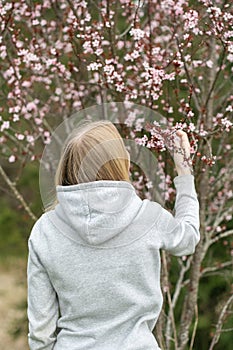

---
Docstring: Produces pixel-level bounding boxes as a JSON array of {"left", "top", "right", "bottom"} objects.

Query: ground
[{"left": 0, "top": 258, "right": 28, "bottom": 350}]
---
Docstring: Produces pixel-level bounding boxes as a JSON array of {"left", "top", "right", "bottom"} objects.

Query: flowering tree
[{"left": 0, "top": 0, "right": 233, "bottom": 348}]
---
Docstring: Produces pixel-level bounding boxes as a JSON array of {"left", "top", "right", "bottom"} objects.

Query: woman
[{"left": 27, "top": 120, "right": 200, "bottom": 350}]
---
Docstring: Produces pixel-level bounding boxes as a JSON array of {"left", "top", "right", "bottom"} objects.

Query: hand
[{"left": 172, "top": 130, "right": 193, "bottom": 176}]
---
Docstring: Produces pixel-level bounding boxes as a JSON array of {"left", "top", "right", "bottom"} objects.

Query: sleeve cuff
[{"left": 173, "top": 174, "right": 196, "bottom": 195}]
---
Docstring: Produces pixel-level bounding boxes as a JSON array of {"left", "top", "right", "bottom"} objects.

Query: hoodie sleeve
[
  {"left": 156, "top": 174, "right": 200, "bottom": 256},
  {"left": 27, "top": 227, "right": 59, "bottom": 350}
]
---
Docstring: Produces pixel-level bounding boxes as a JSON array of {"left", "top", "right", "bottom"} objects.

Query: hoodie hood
[{"left": 46, "top": 180, "right": 156, "bottom": 247}]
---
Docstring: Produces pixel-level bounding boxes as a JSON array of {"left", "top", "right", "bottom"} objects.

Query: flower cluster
[{"left": 0, "top": 0, "right": 232, "bottom": 204}]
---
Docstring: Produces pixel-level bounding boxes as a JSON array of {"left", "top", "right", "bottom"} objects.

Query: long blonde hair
[{"left": 55, "top": 120, "right": 130, "bottom": 187}]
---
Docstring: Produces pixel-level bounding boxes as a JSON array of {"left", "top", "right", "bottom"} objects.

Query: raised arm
[
  {"left": 157, "top": 130, "right": 200, "bottom": 256},
  {"left": 157, "top": 174, "right": 200, "bottom": 256}
]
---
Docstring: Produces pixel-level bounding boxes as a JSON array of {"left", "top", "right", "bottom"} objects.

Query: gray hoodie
[{"left": 27, "top": 174, "right": 200, "bottom": 350}]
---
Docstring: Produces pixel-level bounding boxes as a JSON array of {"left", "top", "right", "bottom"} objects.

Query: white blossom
[{"left": 129, "top": 28, "right": 145, "bottom": 40}]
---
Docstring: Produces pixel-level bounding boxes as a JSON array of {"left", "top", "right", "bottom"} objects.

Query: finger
[
  {"left": 176, "top": 131, "right": 190, "bottom": 147},
  {"left": 176, "top": 130, "right": 188, "bottom": 138}
]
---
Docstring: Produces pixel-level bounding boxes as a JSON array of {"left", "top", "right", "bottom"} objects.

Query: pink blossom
[
  {"left": 8, "top": 155, "right": 16, "bottom": 163},
  {"left": 206, "top": 60, "right": 213, "bottom": 68},
  {"left": 34, "top": 118, "right": 42, "bottom": 125},
  {"left": 135, "top": 135, "right": 148, "bottom": 146},
  {"left": 87, "top": 62, "right": 102, "bottom": 71},
  {"left": 55, "top": 88, "right": 62, "bottom": 95},
  {"left": 183, "top": 10, "right": 200, "bottom": 33},
  {"left": 26, "top": 135, "right": 35, "bottom": 144},
  {"left": 125, "top": 111, "right": 137, "bottom": 127},
  {"left": 135, "top": 118, "right": 145, "bottom": 132},
  {"left": 1, "top": 121, "right": 10, "bottom": 132},
  {"left": 0, "top": 45, "right": 7, "bottom": 59},
  {"left": 16, "top": 134, "right": 25, "bottom": 140},
  {"left": 43, "top": 131, "right": 51, "bottom": 144},
  {"left": 27, "top": 102, "right": 37, "bottom": 112},
  {"left": 129, "top": 28, "right": 146, "bottom": 40},
  {"left": 221, "top": 118, "right": 232, "bottom": 132},
  {"left": 225, "top": 215, "right": 232, "bottom": 221}
]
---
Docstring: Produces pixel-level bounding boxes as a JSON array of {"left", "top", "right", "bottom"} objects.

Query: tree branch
[
  {"left": 166, "top": 257, "right": 192, "bottom": 345},
  {"left": 201, "top": 261, "right": 233, "bottom": 277},
  {"left": 0, "top": 165, "right": 37, "bottom": 222},
  {"left": 162, "top": 251, "right": 178, "bottom": 349},
  {"left": 189, "top": 304, "right": 198, "bottom": 350},
  {"left": 209, "top": 230, "right": 233, "bottom": 246},
  {"left": 209, "top": 294, "right": 233, "bottom": 350}
]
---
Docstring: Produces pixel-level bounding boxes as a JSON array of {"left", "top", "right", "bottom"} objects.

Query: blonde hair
[{"left": 55, "top": 120, "right": 130, "bottom": 187}]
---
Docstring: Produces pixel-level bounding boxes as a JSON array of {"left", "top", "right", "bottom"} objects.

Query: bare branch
[
  {"left": 178, "top": 243, "right": 203, "bottom": 350},
  {"left": 0, "top": 165, "right": 37, "bottom": 222},
  {"left": 209, "top": 230, "right": 233, "bottom": 246},
  {"left": 201, "top": 261, "right": 233, "bottom": 277},
  {"left": 189, "top": 304, "right": 198, "bottom": 350},
  {"left": 166, "top": 257, "right": 192, "bottom": 344},
  {"left": 204, "top": 50, "right": 226, "bottom": 113},
  {"left": 207, "top": 204, "right": 233, "bottom": 238},
  {"left": 209, "top": 294, "right": 233, "bottom": 350},
  {"left": 162, "top": 251, "right": 178, "bottom": 350}
]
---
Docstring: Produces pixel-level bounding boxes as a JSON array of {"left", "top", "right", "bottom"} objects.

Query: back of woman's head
[{"left": 55, "top": 120, "right": 130, "bottom": 186}]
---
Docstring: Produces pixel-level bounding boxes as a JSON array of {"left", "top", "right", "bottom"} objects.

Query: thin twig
[
  {"left": 162, "top": 251, "right": 178, "bottom": 350},
  {"left": 209, "top": 294, "right": 233, "bottom": 350},
  {"left": 166, "top": 257, "right": 192, "bottom": 344},
  {"left": 189, "top": 304, "right": 198, "bottom": 350},
  {"left": 201, "top": 261, "right": 233, "bottom": 277},
  {"left": 209, "top": 230, "right": 233, "bottom": 246},
  {"left": 0, "top": 165, "right": 37, "bottom": 221}
]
